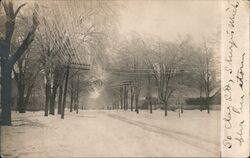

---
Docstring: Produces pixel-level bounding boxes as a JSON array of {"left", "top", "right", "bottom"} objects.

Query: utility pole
[{"left": 61, "top": 56, "right": 90, "bottom": 119}]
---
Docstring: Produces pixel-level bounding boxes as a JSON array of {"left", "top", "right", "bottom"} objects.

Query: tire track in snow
[{"left": 106, "top": 113, "right": 220, "bottom": 157}]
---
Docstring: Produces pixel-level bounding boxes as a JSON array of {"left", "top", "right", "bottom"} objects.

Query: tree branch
[
  {"left": 13, "top": 68, "right": 19, "bottom": 84},
  {"left": 3, "top": 1, "right": 15, "bottom": 45},
  {"left": 9, "top": 6, "right": 39, "bottom": 65},
  {"left": 2, "top": 1, "right": 10, "bottom": 17},
  {"left": 165, "top": 89, "right": 174, "bottom": 103},
  {"left": 9, "top": 31, "right": 35, "bottom": 65},
  {"left": 14, "top": 3, "right": 27, "bottom": 18}
]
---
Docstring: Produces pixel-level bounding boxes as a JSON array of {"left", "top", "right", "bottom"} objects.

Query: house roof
[{"left": 140, "top": 84, "right": 221, "bottom": 99}]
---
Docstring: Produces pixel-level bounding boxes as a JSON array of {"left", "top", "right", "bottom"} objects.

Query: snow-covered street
[{"left": 1, "top": 109, "right": 220, "bottom": 157}]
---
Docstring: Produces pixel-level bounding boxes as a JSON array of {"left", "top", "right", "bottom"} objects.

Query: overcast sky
[{"left": 118, "top": 0, "right": 221, "bottom": 43}]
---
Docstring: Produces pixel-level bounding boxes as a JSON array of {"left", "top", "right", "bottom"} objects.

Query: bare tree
[
  {"left": 115, "top": 37, "right": 145, "bottom": 114},
  {"left": 10, "top": 12, "right": 42, "bottom": 113},
  {"left": 13, "top": 50, "right": 41, "bottom": 113},
  {"left": 180, "top": 35, "right": 220, "bottom": 113},
  {"left": 200, "top": 38, "right": 218, "bottom": 114},
  {"left": 145, "top": 40, "right": 185, "bottom": 116},
  {"left": 0, "top": 1, "right": 39, "bottom": 125},
  {"left": 49, "top": 65, "right": 64, "bottom": 115}
]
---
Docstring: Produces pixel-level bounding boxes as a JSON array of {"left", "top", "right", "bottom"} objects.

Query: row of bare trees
[
  {"left": 109, "top": 33, "right": 220, "bottom": 116},
  {"left": 0, "top": 0, "right": 119, "bottom": 125}
]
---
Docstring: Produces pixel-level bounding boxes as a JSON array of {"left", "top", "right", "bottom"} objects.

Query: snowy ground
[{"left": 1, "top": 109, "right": 220, "bottom": 157}]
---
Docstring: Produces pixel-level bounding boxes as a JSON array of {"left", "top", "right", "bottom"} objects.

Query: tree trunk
[
  {"left": 130, "top": 86, "right": 134, "bottom": 111},
  {"left": 120, "top": 87, "right": 123, "bottom": 109},
  {"left": 124, "top": 85, "right": 128, "bottom": 110},
  {"left": 149, "top": 98, "right": 152, "bottom": 114},
  {"left": 135, "top": 94, "right": 139, "bottom": 114},
  {"left": 61, "top": 65, "right": 70, "bottom": 119},
  {"left": 17, "top": 85, "right": 25, "bottom": 113},
  {"left": 206, "top": 90, "right": 210, "bottom": 114},
  {"left": 75, "top": 89, "right": 78, "bottom": 114},
  {"left": 23, "top": 83, "right": 35, "bottom": 112},
  {"left": 123, "top": 86, "right": 126, "bottom": 110},
  {"left": 181, "top": 103, "right": 183, "bottom": 114},
  {"left": 73, "top": 91, "right": 76, "bottom": 111},
  {"left": 207, "top": 83, "right": 210, "bottom": 114},
  {"left": 45, "top": 82, "right": 51, "bottom": 116},
  {"left": 70, "top": 86, "right": 74, "bottom": 112},
  {"left": 206, "top": 54, "right": 210, "bottom": 114},
  {"left": 199, "top": 85, "right": 202, "bottom": 111},
  {"left": 76, "top": 75, "right": 79, "bottom": 114},
  {"left": 148, "top": 75, "right": 152, "bottom": 114},
  {"left": 57, "top": 85, "right": 63, "bottom": 114},
  {"left": 126, "top": 87, "right": 129, "bottom": 110},
  {"left": 164, "top": 101, "right": 168, "bottom": 116},
  {"left": 1, "top": 60, "right": 12, "bottom": 125},
  {"left": 49, "top": 85, "right": 58, "bottom": 115},
  {"left": 73, "top": 89, "right": 77, "bottom": 113},
  {"left": 49, "top": 70, "right": 60, "bottom": 115},
  {"left": 178, "top": 102, "right": 180, "bottom": 118}
]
